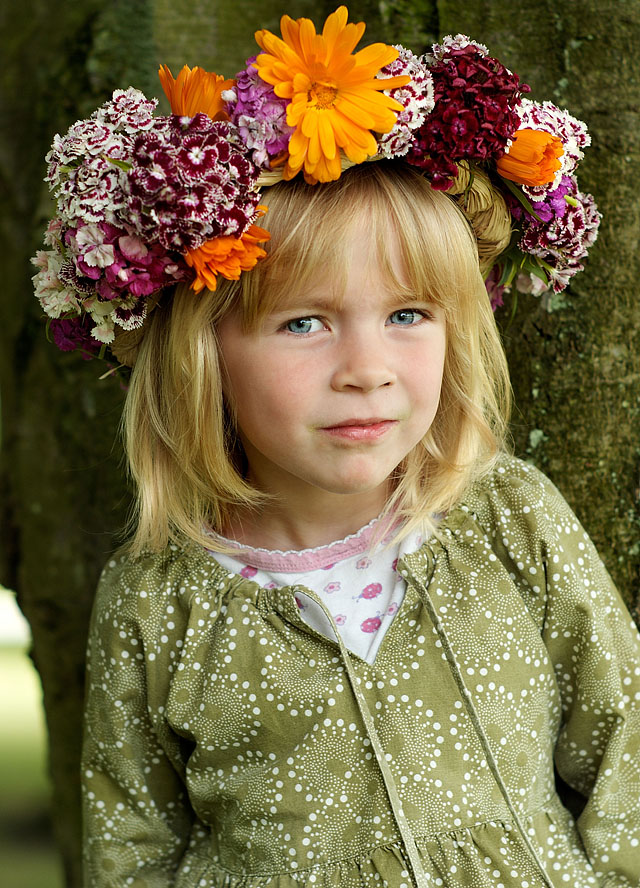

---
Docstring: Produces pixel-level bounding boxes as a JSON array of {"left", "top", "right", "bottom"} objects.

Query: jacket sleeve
[
  {"left": 540, "top": 495, "right": 640, "bottom": 887},
  {"left": 482, "top": 459, "right": 640, "bottom": 886},
  {"left": 82, "top": 551, "right": 196, "bottom": 887}
]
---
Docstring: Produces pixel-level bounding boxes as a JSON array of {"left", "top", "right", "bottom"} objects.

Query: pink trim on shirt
[{"left": 211, "top": 514, "right": 399, "bottom": 572}]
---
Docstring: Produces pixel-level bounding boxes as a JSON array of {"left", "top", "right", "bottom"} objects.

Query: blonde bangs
[
  {"left": 240, "top": 162, "right": 483, "bottom": 326},
  {"left": 123, "top": 161, "right": 511, "bottom": 556}
]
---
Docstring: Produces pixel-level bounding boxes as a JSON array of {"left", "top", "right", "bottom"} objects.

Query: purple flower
[
  {"left": 508, "top": 175, "right": 574, "bottom": 225},
  {"left": 49, "top": 317, "right": 101, "bottom": 358},
  {"left": 224, "top": 57, "right": 294, "bottom": 169},
  {"left": 484, "top": 265, "right": 506, "bottom": 310}
]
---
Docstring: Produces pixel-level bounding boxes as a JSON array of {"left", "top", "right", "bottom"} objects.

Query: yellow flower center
[{"left": 309, "top": 82, "right": 338, "bottom": 109}]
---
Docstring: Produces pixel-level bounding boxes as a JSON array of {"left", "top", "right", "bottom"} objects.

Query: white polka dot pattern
[{"left": 82, "top": 456, "right": 640, "bottom": 887}]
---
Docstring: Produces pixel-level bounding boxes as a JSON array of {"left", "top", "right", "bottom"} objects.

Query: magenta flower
[
  {"left": 64, "top": 219, "right": 188, "bottom": 307},
  {"left": 376, "top": 46, "right": 435, "bottom": 159},
  {"left": 514, "top": 175, "right": 601, "bottom": 293},
  {"left": 484, "top": 265, "right": 506, "bottom": 310}
]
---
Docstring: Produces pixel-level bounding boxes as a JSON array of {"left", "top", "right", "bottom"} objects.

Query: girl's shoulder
[
  {"left": 456, "top": 452, "right": 584, "bottom": 547},
  {"left": 92, "top": 541, "right": 225, "bottom": 626}
]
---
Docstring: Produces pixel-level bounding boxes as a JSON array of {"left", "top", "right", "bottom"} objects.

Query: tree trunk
[
  {"left": 1, "top": 1, "right": 638, "bottom": 884},
  {"left": 434, "top": 0, "right": 640, "bottom": 611}
]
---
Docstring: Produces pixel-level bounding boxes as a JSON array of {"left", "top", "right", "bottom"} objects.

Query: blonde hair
[{"left": 123, "top": 161, "right": 512, "bottom": 555}]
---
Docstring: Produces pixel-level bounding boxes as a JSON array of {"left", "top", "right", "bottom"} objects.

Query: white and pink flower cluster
[
  {"left": 499, "top": 99, "right": 601, "bottom": 298},
  {"left": 34, "top": 89, "right": 260, "bottom": 354},
  {"left": 376, "top": 46, "right": 435, "bottom": 158}
]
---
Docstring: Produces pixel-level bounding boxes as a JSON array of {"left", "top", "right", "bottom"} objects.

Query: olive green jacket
[{"left": 82, "top": 456, "right": 640, "bottom": 887}]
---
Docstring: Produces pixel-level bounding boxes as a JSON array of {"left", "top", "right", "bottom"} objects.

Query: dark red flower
[
  {"left": 126, "top": 114, "right": 260, "bottom": 252},
  {"left": 407, "top": 45, "right": 530, "bottom": 189},
  {"left": 49, "top": 317, "right": 101, "bottom": 358}
]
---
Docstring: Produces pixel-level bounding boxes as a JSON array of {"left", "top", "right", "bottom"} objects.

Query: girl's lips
[{"left": 320, "top": 420, "right": 397, "bottom": 441}]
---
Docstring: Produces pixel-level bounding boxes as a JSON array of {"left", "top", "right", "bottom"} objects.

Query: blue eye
[
  {"left": 284, "top": 317, "right": 324, "bottom": 334},
  {"left": 388, "top": 309, "right": 425, "bottom": 326}
]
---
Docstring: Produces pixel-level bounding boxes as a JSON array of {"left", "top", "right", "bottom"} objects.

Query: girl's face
[{"left": 216, "top": 224, "right": 446, "bottom": 520}]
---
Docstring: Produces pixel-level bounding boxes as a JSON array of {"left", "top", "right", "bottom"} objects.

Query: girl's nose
[{"left": 330, "top": 332, "right": 397, "bottom": 392}]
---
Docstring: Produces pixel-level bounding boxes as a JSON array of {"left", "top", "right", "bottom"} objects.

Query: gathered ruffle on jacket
[{"left": 82, "top": 457, "right": 640, "bottom": 887}]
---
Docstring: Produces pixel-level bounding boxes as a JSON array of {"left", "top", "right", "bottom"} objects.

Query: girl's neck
[{"left": 222, "top": 491, "right": 390, "bottom": 552}]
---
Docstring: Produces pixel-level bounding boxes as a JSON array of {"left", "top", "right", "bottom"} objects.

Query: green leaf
[
  {"left": 500, "top": 176, "right": 543, "bottom": 223},
  {"left": 498, "top": 259, "right": 515, "bottom": 288},
  {"left": 105, "top": 156, "right": 132, "bottom": 172},
  {"left": 529, "top": 264, "right": 549, "bottom": 285}
]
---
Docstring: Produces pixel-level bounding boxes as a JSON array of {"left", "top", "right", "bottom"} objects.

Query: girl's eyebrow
[
  {"left": 269, "top": 289, "right": 428, "bottom": 316},
  {"left": 268, "top": 294, "right": 345, "bottom": 315}
]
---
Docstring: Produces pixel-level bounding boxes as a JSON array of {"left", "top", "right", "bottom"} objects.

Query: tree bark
[
  {"left": 1, "top": 1, "right": 638, "bottom": 884},
  {"left": 434, "top": 0, "right": 640, "bottom": 612}
]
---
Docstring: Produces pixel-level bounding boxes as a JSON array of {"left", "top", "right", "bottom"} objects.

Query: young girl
[{"left": 34, "top": 8, "right": 639, "bottom": 887}]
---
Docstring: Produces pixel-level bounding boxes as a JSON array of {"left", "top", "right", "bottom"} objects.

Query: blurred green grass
[{"left": 0, "top": 642, "right": 64, "bottom": 887}]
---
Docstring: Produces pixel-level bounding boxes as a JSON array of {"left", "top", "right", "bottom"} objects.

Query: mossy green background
[{"left": 1, "top": 1, "right": 638, "bottom": 884}]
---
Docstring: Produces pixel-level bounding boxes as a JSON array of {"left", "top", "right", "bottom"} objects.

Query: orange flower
[
  {"left": 254, "top": 6, "right": 409, "bottom": 183},
  {"left": 497, "top": 128, "right": 564, "bottom": 187},
  {"left": 158, "top": 64, "right": 233, "bottom": 120},
  {"left": 184, "top": 220, "right": 271, "bottom": 293}
]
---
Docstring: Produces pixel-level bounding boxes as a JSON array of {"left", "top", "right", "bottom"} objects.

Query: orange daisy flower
[
  {"left": 497, "top": 128, "right": 564, "bottom": 187},
  {"left": 254, "top": 6, "right": 410, "bottom": 182},
  {"left": 158, "top": 63, "right": 234, "bottom": 120},
  {"left": 184, "top": 220, "right": 271, "bottom": 293}
]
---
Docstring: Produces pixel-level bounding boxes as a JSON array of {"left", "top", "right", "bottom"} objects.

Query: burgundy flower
[
  {"left": 126, "top": 114, "right": 260, "bottom": 251},
  {"left": 49, "top": 317, "right": 101, "bottom": 358},
  {"left": 407, "top": 44, "right": 530, "bottom": 189}
]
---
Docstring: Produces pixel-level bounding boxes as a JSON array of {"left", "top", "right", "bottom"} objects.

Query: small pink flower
[
  {"left": 335, "top": 614, "right": 347, "bottom": 626},
  {"left": 240, "top": 565, "right": 258, "bottom": 578},
  {"left": 386, "top": 602, "right": 399, "bottom": 616},
  {"left": 264, "top": 581, "right": 277, "bottom": 590},
  {"left": 361, "top": 616, "right": 382, "bottom": 633},
  {"left": 324, "top": 582, "right": 341, "bottom": 594},
  {"left": 356, "top": 557, "right": 372, "bottom": 570},
  {"left": 360, "top": 582, "right": 383, "bottom": 600}
]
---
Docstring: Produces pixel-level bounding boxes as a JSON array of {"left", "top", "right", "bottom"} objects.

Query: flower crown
[{"left": 33, "top": 5, "right": 600, "bottom": 370}]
